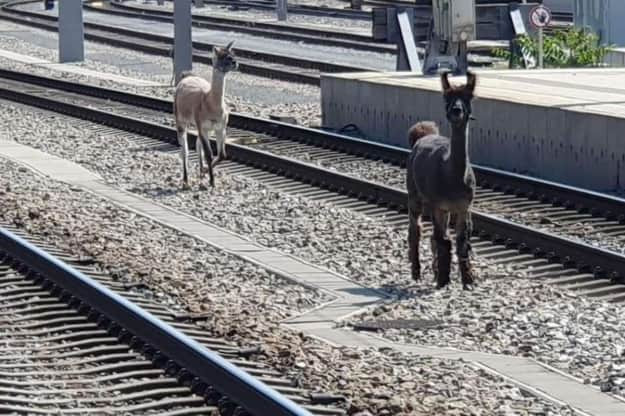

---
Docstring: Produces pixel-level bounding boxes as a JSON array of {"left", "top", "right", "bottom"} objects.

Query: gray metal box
[
  {"left": 574, "top": 0, "right": 625, "bottom": 46},
  {"left": 432, "top": 0, "right": 476, "bottom": 42}
]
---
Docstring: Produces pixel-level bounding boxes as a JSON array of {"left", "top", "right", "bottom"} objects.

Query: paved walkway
[{"left": 2, "top": 139, "right": 625, "bottom": 415}]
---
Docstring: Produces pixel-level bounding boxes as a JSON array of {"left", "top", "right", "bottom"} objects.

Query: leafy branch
[{"left": 493, "top": 27, "right": 612, "bottom": 68}]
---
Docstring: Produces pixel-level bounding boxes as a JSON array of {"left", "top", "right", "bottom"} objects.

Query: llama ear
[
  {"left": 466, "top": 71, "right": 477, "bottom": 93},
  {"left": 225, "top": 41, "right": 235, "bottom": 50},
  {"left": 440, "top": 72, "right": 451, "bottom": 92}
]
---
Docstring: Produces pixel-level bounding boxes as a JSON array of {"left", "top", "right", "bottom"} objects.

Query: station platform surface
[{"left": 321, "top": 68, "right": 625, "bottom": 192}]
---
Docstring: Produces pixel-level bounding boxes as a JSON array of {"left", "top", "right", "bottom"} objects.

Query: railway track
[
  {"left": 88, "top": 0, "right": 393, "bottom": 54},
  {"left": 1, "top": 69, "right": 625, "bottom": 303},
  {"left": 93, "top": 1, "right": 503, "bottom": 61},
  {"left": 1, "top": 0, "right": 500, "bottom": 85},
  {"left": 145, "top": 0, "right": 373, "bottom": 19},
  {"left": 1, "top": 0, "right": 381, "bottom": 86},
  {"left": 0, "top": 224, "right": 345, "bottom": 415}
]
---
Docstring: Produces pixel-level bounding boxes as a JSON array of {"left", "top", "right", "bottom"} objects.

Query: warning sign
[{"left": 529, "top": 5, "right": 552, "bottom": 28}]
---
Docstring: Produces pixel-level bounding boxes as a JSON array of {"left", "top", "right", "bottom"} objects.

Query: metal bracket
[
  {"left": 396, "top": 10, "right": 422, "bottom": 72},
  {"left": 509, "top": 3, "right": 535, "bottom": 69}
]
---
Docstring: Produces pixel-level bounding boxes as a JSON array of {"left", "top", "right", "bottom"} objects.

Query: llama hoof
[
  {"left": 411, "top": 266, "right": 421, "bottom": 281},
  {"left": 463, "top": 283, "right": 475, "bottom": 291},
  {"left": 182, "top": 182, "right": 191, "bottom": 191},
  {"left": 435, "top": 280, "right": 450, "bottom": 290},
  {"left": 198, "top": 183, "right": 209, "bottom": 191},
  {"left": 211, "top": 157, "right": 223, "bottom": 168}
]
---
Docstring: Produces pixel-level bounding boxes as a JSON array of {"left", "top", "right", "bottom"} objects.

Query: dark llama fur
[{"left": 406, "top": 72, "right": 477, "bottom": 290}]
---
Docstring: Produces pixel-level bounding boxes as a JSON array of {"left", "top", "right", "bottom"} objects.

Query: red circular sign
[{"left": 529, "top": 5, "right": 552, "bottom": 28}]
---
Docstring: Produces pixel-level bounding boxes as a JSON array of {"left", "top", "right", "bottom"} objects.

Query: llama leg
[
  {"left": 407, "top": 198, "right": 422, "bottom": 282},
  {"left": 196, "top": 136, "right": 204, "bottom": 178},
  {"left": 432, "top": 208, "right": 451, "bottom": 289},
  {"left": 199, "top": 134, "right": 215, "bottom": 187},
  {"left": 430, "top": 234, "right": 438, "bottom": 282},
  {"left": 425, "top": 206, "right": 438, "bottom": 281},
  {"left": 213, "top": 127, "right": 227, "bottom": 167},
  {"left": 456, "top": 212, "right": 476, "bottom": 290},
  {"left": 176, "top": 126, "right": 190, "bottom": 189}
]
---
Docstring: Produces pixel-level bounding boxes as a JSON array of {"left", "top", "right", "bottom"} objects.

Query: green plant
[{"left": 492, "top": 27, "right": 612, "bottom": 68}]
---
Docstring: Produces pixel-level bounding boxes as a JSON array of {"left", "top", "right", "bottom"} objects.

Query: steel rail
[
  {"left": 1, "top": 66, "right": 623, "bottom": 226},
  {"left": 4, "top": 0, "right": 376, "bottom": 73},
  {"left": 156, "top": 0, "right": 372, "bottom": 19},
  {"left": 2, "top": 66, "right": 623, "bottom": 225},
  {"left": 1, "top": 77, "right": 625, "bottom": 285},
  {"left": 0, "top": 227, "right": 313, "bottom": 416},
  {"left": 0, "top": 1, "right": 375, "bottom": 85},
  {"left": 87, "top": 1, "right": 393, "bottom": 54}
]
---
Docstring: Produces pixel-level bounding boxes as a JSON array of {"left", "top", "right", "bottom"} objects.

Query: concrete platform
[
  {"left": 606, "top": 48, "right": 625, "bottom": 66},
  {"left": 321, "top": 68, "right": 625, "bottom": 192}
]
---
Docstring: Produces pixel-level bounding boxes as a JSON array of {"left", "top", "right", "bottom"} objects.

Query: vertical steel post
[
  {"left": 396, "top": 10, "right": 421, "bottom": 72},
  {"left": 174, "top": 0, "right": 193, "bottom": 84},
  {"left": 277, "top": 0, "right": 287, "bottom": 21},
  {"left": 58, "top": 0, "right": 84, "bottom": 63},
  {"left": 538, "top": 27, "right": 544, "bottom": 68}
]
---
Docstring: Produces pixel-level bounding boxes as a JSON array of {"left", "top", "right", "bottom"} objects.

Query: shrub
[{"left": 493, "top": 27, "right": 612, "bottom": 68}]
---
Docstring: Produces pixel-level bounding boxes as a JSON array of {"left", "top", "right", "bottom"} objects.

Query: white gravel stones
[
  {"left": 0, "top": 152, "right": 574, "bottom": 415},
  {"left": 0, "top": 158, "right": 327, "bottom": 323},
  {"left": 250, "top": 137, "right": 625, "bottom": 256},
  {"left": 0, "top": 23, "right": 322, "bottom": 125},
  {"left": 141, "top": 0, "right": 373, "bottom": 32},
  {"left": 353, "top": 276, "right": 625, "bottom": 398},
  {"left": 2, "top": 97, "right": 624, "bottom": 407}
]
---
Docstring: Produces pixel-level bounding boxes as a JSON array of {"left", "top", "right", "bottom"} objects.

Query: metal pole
[
  {"left": 277, "top": 0, "right": 287, "bottom": 21},
  {"left": 538, "top": 27, "right": 544, "bottom": 68},
  {"left": 174, "top": 0, "right": 193, "bottom": 84},
  {"left": 58, "top": 0, "right": 84, "bottom": 63}
]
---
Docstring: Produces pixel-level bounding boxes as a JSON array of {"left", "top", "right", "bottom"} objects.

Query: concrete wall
[
  {"left": 321, "top": 74, "right": 625, "bottom": 192},
  {"left": 605, "top": 49, "right": 625, "bottom": 66}
]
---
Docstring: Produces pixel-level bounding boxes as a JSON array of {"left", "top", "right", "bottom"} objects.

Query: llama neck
[
  {"left": 450, "top": 123, "right": 470, "bottom": 177},
  {"left": 209, "top": 69, "right": 226, "bottom": 105}
]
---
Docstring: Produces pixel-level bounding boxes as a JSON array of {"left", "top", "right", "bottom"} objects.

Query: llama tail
[
  {"left": 408, "top": 121, "right": 439, "bottom": 148},
  {"left": 179, "top": 71, "right": 195, "bottom": 81}
]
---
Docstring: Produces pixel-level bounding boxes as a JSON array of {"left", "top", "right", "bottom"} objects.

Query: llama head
[
  {"left": 440, "top": 71, "right": 476, "bottom": 126},
  {"left": 213, "top": 41, "right": 238, "bottom": 73}
]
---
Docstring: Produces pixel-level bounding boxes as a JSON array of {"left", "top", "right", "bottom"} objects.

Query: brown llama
[
  {"left": 406, "top": 72, "right": 477, "bottom": 290},
  {"left": 173, "top": 41, "right": 237, "bottom": 189}
]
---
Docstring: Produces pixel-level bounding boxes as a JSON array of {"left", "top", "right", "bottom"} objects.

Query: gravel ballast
[
  {"left": 20, "top": 1, "right": 394, "bottom": 71},
  {"left": 2, "top": 97, "right": 625, "bottom": 402},
  {"left": 0, "top": 22, "right": 322, "bottom": 126},
  {"left": 130, "top": 0, "right": 373, "bottom": 32},
  {"left": 248, "top": 138, "right": 625, "bottom": 256},
  {"left": 0, "top": 157, "right": 576, "bottom": 415}
]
